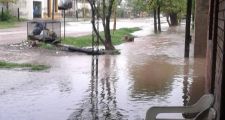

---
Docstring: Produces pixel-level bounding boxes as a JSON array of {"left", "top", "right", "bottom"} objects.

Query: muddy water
[{"left": 0, "top": 26, "right": 205, "bottom": 120}]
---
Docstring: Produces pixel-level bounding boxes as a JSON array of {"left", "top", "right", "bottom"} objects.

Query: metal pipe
[
  {"left": 64, "top": 9, "right": 66, "bottom": 40},
  {"left": 185, "top": 0, "right": 192, "bottom": 58},
  {"left": 18, "top": 8, "right": 20, "bottom": 21}
]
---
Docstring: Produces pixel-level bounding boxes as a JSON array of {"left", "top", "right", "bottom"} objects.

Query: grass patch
[
  {"left": 62, "top": 27, "right": 141, "bottom": 48},
  {"left": 0, "top": 21, "right": 17, "bottom": 29},
  {"left": 0, "top": 60, "right": 50, "bottom": 71},
  {"left": 39, "top": 43, "right": 55, "bottom": 50},
  {"left": 0, "top": 17, "right": 25, "bottom": 29}
]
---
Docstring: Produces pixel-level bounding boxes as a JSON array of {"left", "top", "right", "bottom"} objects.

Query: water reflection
[
  {"left": 183, "top": 59, "right": 190, "bottom": 107},
  {"left": 67, "top": 55, "right": 122, "bottom": 120},
  {"left": 58, "top": 78, "right": 73, "bottom": 93},
  {"left": 182, "top": 58, "right": 206, "bottom": 118},
  {"left": 0, "top": 26, "right": 207, "bottom": 120},
  {"left": 188, "top": 58, "right": 205, "bottom": 104},
  {"left": 129, "top": 57, "right": 178, "bottom": 101}
]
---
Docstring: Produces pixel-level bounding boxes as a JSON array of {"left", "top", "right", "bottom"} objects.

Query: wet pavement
[{"left": 0, "top": 22, "right": 206, "bottom": 120}]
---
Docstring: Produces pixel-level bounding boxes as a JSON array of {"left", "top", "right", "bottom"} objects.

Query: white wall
[{"left": 5, "top": 0, "right": 46, "bottom": 20}]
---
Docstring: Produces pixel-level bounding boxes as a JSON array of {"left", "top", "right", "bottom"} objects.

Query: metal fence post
[
  {"left": 185, "top": 0, "right": 192, "bottom": 58},
  {"left": 1, "top": 7, "right": 3, "bottom": 21},
  {"left": 18, "top": 8, "right": 20, "bottom": 21}
]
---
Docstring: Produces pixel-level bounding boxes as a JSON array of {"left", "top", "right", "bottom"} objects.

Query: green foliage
[
  {"left": 62, "top": 27, "right": 140, "bottom": 48},
  {"left": 0, "top": 10, "right": 19, "bottom": 29},
  {"left": 0, "top": 10, "right": 14, "bottom": 21},
  {"left": 0, "top": 0, "right": 16, "bottom": 3},
  {"left": 127, "top": 0, "right": 148, "bottom": 13},
  {"left": 40, "top": 43, "right": 55, "bottom": 50},
  {"left": 0, "top": 21, "right": 16, "bottom": 29},
  {"left": 0, "top": 60, "right": 50, "bottom": 71},
  {"left": 148, "top": 0, "right": 186, "bottom": 15}
]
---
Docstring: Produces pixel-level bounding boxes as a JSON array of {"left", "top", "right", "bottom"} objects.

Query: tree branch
[{"left": 88, "top": 0, "right": 105, "bottom": 45}]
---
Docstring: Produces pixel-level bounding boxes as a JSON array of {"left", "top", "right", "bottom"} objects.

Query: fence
[{"left": 0, "top": 7, "right": 21, "bottom": 21}]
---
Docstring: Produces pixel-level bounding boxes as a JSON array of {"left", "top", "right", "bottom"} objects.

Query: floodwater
[{"left": 0, "top": 25, "right": 205, "bottom": 120}]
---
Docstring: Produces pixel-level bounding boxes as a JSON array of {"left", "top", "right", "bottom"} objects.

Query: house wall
[
  {"left": 0, "top": 0, "right": 32, "bottom": 19},
  {"left": 0, "top": 0, "right": 60, "bottom": 20},
  {"left": 206, "top": 0, "right": 225, "bottom": 119}
]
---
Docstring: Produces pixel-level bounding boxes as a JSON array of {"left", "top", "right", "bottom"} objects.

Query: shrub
[{"left": 0, "top": 10, "right": 13, "bottom": 21}]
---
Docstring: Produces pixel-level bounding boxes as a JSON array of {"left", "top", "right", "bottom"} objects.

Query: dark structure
[
  {"left": 27, "top": 20, "right": 61, "bottom": 43},
  {"left": 58, "top": 0, "right": 73, "bottom": 40},
  {"left": 58, "top": 0, "right": 72, "bottom": 10},
  {"left": 206, "top": 0, "right": 225, "bottom": 119},
  {"left": 185, "top": 0, "right": 192, "bottom": 58},
  {"left": 194, "top": 0, "right": 209, "bottom": 58}
]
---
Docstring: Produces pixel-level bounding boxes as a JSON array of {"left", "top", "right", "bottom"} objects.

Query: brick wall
[{"left": 207, "top": 0, "right": 225, "bottom": 119}]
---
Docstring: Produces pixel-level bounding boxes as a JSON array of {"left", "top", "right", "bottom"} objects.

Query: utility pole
[{"left": 185, "top": 0, "right": 192, "bottom": 58}]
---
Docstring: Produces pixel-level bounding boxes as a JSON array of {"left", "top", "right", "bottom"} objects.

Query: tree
[
  {"left": 88, "top": 0, "right": 115, "bottom": 50},
  {"left": 148, "top": 0, "right": 186, "bottom": 26},
  {"left": 153, "top": 8, "right": 157, "bottom": 33},
  {"left": 157, "top": 0, "right": 161, "bottom": 32},
  {"left": 0, "top": 0, "right": 16, "bottom": 10},
  {"left": 127, "top": 0, "right": 147, "bottom": 17},
  {"left": 113, "top": 0, "right": 122, "bottom": 32}
]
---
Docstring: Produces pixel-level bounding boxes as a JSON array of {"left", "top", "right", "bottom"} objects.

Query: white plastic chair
[{"left": 145, "top": 94, "right": 216, "bottom": 120}]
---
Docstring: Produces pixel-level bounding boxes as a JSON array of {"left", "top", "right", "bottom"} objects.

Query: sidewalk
[
  {"left": 0, "top": 22, "right": 27, "bottom": 45},
  {"left": 0, "top": 18, "right": 163, "bottom": 45}
]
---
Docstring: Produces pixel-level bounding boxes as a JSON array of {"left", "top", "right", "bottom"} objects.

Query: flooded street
[{"left": 0, "top": 25, "right": 205, "bottom": 120}]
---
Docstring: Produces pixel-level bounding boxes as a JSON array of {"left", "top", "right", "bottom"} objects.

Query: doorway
[{"left": 33, "top": 1, "right": 42, "bottom": 18}]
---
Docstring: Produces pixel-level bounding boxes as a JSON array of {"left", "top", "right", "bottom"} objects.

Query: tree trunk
[
  {"left": 166, "top": 14, "right": 171, "bottom": 26},
  {"left": 157, "top": 5, "right": 161, "bottom": 32},
  {"left": 88, "top": 0, "right": 115, "bottom": 50},
  {"left": 113, "top": 2, "right": 117, "bottom": 32},
  {"left": 104, "top": 0, "right": 115, "bottom": 50},
  {"left": 105, "top": 17, "right": 115, "bottom": 50},
  {"left": 169, "top": 13, "right": 179, "bottom": 26},
  {"left": 113, "top": 10, "right": 117, "bottom": 32},
  {"left": 153, "top": 8, "right": 158, "bottom": 33},
  {"left": 82, "top": 0, "right": 85, "bottom": 19}
]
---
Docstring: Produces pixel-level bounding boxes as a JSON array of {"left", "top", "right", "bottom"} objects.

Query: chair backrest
[
  {"left": 191, "top": 94, "right": 214, "bottom": 113},
  {"left": 145, "top": 94, "right": 215, "bottom": 120}
]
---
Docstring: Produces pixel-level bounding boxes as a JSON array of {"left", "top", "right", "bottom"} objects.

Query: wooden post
[
  {"left": 52, "top": 0, "right": 55, "bottom": 20},
  {"left": 1, "top": 7, "right": 3, "bottom": 21},
  {"left": 48, "top": 0, "right": 52, "bottom": 18},
  {"left": 17, "top": 8, "right": 20, "bottom": 21},
  {"left": 185, "top": 0, "right": 192, "bottom": 58},
  {"left": 6, "top": 2, "right": 9, "bottom": 10},
  {"left": 55, "top": 0, "right": 58, "bottom": 12}
]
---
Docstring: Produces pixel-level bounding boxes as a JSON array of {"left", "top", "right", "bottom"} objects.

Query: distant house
[
  {"left": 0, "top": 0, "right": 61, "bottom": 20},
  {"left": 0, "top": 0, "right": 92, "bottom": 20},
  {"left": 65, "top": 0, "right": 91, "bottom": 18}
]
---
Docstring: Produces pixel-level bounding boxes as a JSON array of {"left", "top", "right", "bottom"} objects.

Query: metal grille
[{"left": 27, "top": 20, "right": 61, "bottom": 42}]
